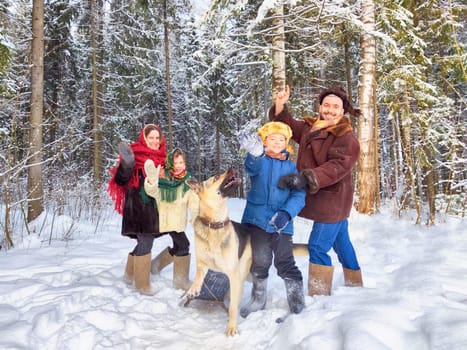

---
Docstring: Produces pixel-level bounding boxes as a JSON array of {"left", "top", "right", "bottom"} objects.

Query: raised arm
[
  {"left": 143, "top": 160, "right": 161, "bottom": 199},
  {"left": 274, "top": 85, "right": 290, "bottom": 116}
]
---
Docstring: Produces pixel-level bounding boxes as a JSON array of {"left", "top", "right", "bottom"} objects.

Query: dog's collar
[{"left": 199, "top": 217, "right": 231, "bottom": 229}]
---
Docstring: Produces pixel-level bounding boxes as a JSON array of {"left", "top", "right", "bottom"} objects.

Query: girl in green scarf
[{"left": 144, "top": 148, "right": 199, "bottom": 290}]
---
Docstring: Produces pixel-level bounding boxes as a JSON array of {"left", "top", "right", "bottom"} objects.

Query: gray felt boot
[
  {"left": 284, "top": 278, "right": 305, "bottom": 314},
  {"left": 240, "top": 276, "right": 267, "bottom": 318}
]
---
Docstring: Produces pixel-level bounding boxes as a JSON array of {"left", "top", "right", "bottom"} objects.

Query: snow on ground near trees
[{"left": 1, "top": 198, "right": 467, "bottom": 350}]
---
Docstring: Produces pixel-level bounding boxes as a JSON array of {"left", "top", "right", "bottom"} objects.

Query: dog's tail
[{"left": 292, "top": 243, "right": 308, "bottom": 257}]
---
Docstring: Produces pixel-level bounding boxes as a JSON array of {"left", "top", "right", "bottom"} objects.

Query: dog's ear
[{"left": 186, "top": 179, "right": 202, "bottom": 194}]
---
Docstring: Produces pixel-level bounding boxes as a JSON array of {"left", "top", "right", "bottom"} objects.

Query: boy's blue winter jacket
[{"left": 241, "top": 152, "right": 305, "bottom": 235}]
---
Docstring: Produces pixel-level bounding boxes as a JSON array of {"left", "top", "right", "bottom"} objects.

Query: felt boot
[
  {"left": 240, "top": 276, "right": 267, "bottom": 318},
  {"left": 284, "top": 278, "right": 305, "bottom": 314},
  {"left": 173, "top": 254, "right": 191, "bottom": 290},
  {"left": 343, "top": 268, "right": 363, "bottom": 287},
  {"left": 123, "top": 253, "right": 134, "bottom": 285},
  {"left": 134, "top": 253, "right": 156, "bottom": 295},
  {"left": 308, "top": 263, "right": 334, "bottom": 296},
  {"left": 151, "top": 247, "right": 174, "bottom": 275}
]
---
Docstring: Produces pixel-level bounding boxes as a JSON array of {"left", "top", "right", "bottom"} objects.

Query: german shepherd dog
[
  {"left": 185, "top": 168, "right": 309, "bottom": 336},
  {"left": 185, "top": 168, "right": 251, "bottom": 336}
]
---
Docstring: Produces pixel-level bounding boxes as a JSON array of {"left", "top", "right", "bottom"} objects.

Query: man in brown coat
[{"left": 270, "top": 85, "right": 363, "bottom": 296}]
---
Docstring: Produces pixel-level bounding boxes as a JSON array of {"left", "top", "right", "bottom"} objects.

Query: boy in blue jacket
[{"left": 239, "top": 121, "right": 306, "bottom": 317}]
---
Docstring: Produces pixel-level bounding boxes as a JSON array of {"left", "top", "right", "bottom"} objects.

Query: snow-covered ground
[{"left": 1, "top": 198, "right": 466, "bottom": 349}]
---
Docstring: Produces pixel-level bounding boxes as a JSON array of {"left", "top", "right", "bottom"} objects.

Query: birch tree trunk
[
  {"left": 90, "top": 0, "right": 104, "bottom": 193},
  {"left": 28, "top": 0, "right": 44, "bottom": 222},
  {"left": 271, "top": 5, "right": 286, "bottom": 94},
  {"left": 356, "top": 0, "right": 378, "bottom": 214},
  {"left": 163, "top": 0, "right": 173, "bottom": 150}
]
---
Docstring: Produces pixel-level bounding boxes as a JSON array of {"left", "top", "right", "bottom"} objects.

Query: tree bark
[
  {"left": 28, "top": 0, "right": 45, "bottom": 223},
  {"left": 164, "top": 0, "right": 173, "bottom": 150},
  {"left": 423, "top": 145, "right": 436, "bottom": 225},
  {"left": 343, "top": 26, "right": 353, "bottom": 103},
  {"left": 356, "top": 0, "right": 378, "bottom": 215},
  {"left": 271, "top": 5, "right": 286, "bottom": 94},
  {"left": 90, "top": 0, "right": 104, "bottom": 194},
  {"left": 400, "top": 89, "right": 420, "bottom": 222}
]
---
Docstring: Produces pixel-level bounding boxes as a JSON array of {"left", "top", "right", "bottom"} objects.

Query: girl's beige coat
[{"left": 144, "top": 179, "right": 199, "bottom": 233}]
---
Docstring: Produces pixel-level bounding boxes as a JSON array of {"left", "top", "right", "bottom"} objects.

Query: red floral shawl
[{"left": 107, "top": 126, "right": 167, "bottom": 214}]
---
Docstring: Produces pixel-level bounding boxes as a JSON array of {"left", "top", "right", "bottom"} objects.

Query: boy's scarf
[
  {"left": 265, "top": 150, "right": 288, "bottom": 160},
  {"left": 107, "top": 128, "right": 167, "bottom": 214}
]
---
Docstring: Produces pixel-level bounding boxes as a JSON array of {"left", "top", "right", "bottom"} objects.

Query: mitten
[
  {"left": 269, "top": 210, "right": 291, "bottom": 233},
  {"left": 144, "top": 160, "right": 161, "bottom": 185},
  {"left": 278, "top": 170, "right": 319, "bottom": 194},
  {"left": 301, "top": 169, "right": 319, "bottom": 194},
  {"left": 118, "top": 142, "right": 135, "bottom": 168},
  {"left": 278, "top": 173, "right": 307, "bottom": 190},
  {"left": 239, "top": 132, "right": 264, "bottom": 157}
]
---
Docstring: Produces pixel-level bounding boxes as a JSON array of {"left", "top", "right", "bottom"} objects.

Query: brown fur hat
[{"left": 319, "top": 86, "right": 361, "bottom": 117}]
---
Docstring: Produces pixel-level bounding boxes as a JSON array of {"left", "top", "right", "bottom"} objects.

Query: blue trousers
[{"left": 307, "top": 219, "right": 360, "bottom": 270}]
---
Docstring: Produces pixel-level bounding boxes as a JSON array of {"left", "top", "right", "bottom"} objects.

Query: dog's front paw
[
  {"left": 225, "top": 322, "right": 238, "bottom": 337},
  {"left": 180, "top": 283, "right": 202, "bottom": 307},
  {"left": 186, "top": 284, "right": 201, "bottom": 299}
]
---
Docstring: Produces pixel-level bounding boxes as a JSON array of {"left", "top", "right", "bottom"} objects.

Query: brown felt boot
[
  {"left": 173, "top": 254, "right": 191, "bottom": 290},
  {"left": 123, "top": 253, "right": 134, "bottom": 285},
  {"left": 134, "top": 253, "right": 156, "bottom": 295},
  {"left": 151, "top": 247, "right": 174, "bottom": 275},
  {"left": 343, "top": 268, "right": 363, "bottom": 287},
  {"left": 308, "top": 263, "right": 334, "bottom": 296}
]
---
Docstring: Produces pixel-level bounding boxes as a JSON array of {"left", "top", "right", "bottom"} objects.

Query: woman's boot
[
  {"left": 173, "top": 254, "right": 191, "bottom": 290},
  {"left": 151, "top": 247, "right": 174, "bottom": 274},
  {"left": 134, "top": 253, "right": 156, "bottom": 295},
  {"left": 123, "top": 253, "right": 134, "bottom": 285},
  {"left": 240, "top": 276, "right": 267, "bottom": 318},
  {"left": 308, "top": 263, "right": 334, "bottom": 296}
]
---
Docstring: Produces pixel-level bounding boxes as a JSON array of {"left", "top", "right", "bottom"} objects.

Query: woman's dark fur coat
[{"left": 115, "top": 165, "right": 159, "bottom": 239}]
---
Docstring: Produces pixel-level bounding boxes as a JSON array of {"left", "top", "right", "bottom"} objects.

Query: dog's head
[{"left": 187, "top": 168, "right": 241, "bottom": 200}]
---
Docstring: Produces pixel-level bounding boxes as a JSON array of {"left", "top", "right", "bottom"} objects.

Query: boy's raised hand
[{"left": 239, "top": 132, "right": 264, "bottom": 157}]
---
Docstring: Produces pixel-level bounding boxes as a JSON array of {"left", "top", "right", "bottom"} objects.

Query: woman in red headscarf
[{"left": 107, "top": 124, "right": 166, "bottom": 295}]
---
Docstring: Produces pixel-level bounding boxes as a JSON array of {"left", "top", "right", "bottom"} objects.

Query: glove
[
  {"left": 301, "top": 169, "right": 319, "bottom": 194},
  {"left": 239, "top": 132, "right": 264, "bottom": 157},
  {"left": 269, "top": 210, "right": 291, "bottom": 233},
  {"left": 144, "top": 160, "right": 161, "bottom": 185},
  {"left": 278, "top": 173, "right": 307, "bottom": 190},
  {"left": 278, "top": 170, "right": 319, "bottom": 194}
]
